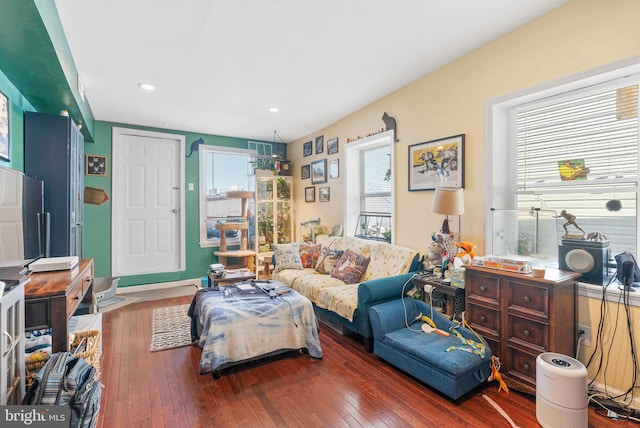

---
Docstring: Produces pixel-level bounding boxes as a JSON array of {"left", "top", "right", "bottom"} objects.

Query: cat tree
[{"left": 214, "top": 190, "right": 256, "bottom": 271}]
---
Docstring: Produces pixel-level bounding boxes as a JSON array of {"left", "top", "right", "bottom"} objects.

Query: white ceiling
[{"left": 54, "top": 0, "right": 567, "bottom": 143}]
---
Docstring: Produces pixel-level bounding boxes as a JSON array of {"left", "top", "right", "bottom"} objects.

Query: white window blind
[
  {"left": 510, "top": 77, "right": 639, "bottom": 257},
  {"left": 362, "top": 145, "right": 392, "bottom": 213}
]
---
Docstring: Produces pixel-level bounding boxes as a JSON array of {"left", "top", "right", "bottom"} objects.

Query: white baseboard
[
  {"left": 588, "top": 379, "right": 640, "bottom": 411},
  {"left": 116, "top": 278, "right": 200, "bottom": 295}
]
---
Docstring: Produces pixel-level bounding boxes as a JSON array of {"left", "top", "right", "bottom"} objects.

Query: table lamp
[{"left": 431, "top": 187, "right": 464, "bottom": 235}]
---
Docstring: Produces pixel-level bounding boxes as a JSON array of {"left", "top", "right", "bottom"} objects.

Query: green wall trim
[{"left": 0, "top": 0, "right": 95, "bottom": 142}]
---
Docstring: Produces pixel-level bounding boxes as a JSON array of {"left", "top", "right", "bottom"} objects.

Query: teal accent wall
[
  {"left": 86, "top": 121, "right": 285, "bottom": 287},
  {"left": 0, "top": 68, "right": 36, "bottom": 171}
]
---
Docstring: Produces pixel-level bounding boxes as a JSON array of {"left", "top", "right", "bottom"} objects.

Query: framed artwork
[
  {"left": 305, "top": 186, "right": 315, "bottom": 202},
  {"left": 311, "top": 159, "right": 327, "bottom": 184},
  {"left": 303, "top": 141, "right": 313, "bottom": 157},
  {"left": 315, "top": 135, "right": 324, "bottom": 154},
  {"left": 329, "top": 159, "right": 339, "bottom": 179},
  {"left": 0, "top": 91, "right": 9, "bottom": 161},
  {"left": 327, "top": 137, "right": 338, "bottom": 155},
  {"left": 319, "top": 186, "right": 330, "bottom": 202},
  {"left": 408, "top": 134, "right": 464, "bottom": 191},
  {"left": 86, "top": 155, "right": 108, "bottom": 176},
  {"left": 301, "top": 164, "right": 310, "bottom": 179}
]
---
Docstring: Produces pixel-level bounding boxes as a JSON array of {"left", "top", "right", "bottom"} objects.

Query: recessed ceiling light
[
  {"left": 269, "top": 107, "right": 279, "bottom": 113},
  {"left": 138, "top": 82, "right": 155, "bottom": 91}
]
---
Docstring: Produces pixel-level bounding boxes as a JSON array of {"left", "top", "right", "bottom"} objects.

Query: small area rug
[{"left": 150, "top": 304, "right": 194, "bottom": 352}]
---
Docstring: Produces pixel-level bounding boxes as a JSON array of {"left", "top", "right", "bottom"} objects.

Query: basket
[{"left": 25, "top": 330, "right": 101, "bottom": 388}]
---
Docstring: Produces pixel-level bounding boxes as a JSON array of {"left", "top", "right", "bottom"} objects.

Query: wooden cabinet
[
  {"left": 24, "top": 111, "right": 85, "bottom": 257},
  {"left": 0, "top": 281, "right": 25, "bottom": 405},
  {"left": 465, "top": 265, "right": 580, "bottom": 393},
  {"left": 24, "top": 259, "right": 95, "bottom": 353}
]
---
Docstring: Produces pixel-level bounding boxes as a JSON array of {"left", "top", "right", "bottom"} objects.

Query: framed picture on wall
[
  {"left": 315, "top": 135, "right": 324, "bottom": 154},
  {"left": 329, "top": 159, "right": 339, "bottom": 179},
  {"left": 327, "top": 137, "right": 338, "bottom": 155},
  {"left": 86, "top": 155, "right": 108, "bottom": 176},
  {"left": 0, "top": 91, "right": 10, "bottom": 162},
  {"left": 303, "top": 141, "right": 313, "bottom": 157},
  {"left": 305, "top": 186, "right": 315, "bottom": 202},
  {"left": 311, "top": 159, "right": 327, "bottom": 184},
  {"left": 301, "top": 164, "right": 310, "bottom": 179},
  {"left": 408, "top": 134, "right": 464, "bottom": 191},
  {"left": 319, "top": 187, "right": 330, "bottom": 202}
]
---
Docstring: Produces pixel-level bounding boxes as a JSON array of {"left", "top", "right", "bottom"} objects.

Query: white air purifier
[{"left": 536, "top": 352, "right": 588, "bottom": 428}]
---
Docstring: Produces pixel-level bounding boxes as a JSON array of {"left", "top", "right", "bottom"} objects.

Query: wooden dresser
[
  {"left": 24, "top": 258, "right": 95, "bottom": 353},
  {"left": 465, "top": 265, "right": 580, "bottom": 394}
]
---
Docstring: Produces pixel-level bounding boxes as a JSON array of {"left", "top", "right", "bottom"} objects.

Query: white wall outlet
[
  {"left": 578, "top": 324, "right": 592, "bottom": 347},
  {"left": 188, "top": 182, "right": 194, "bottom": 191}
]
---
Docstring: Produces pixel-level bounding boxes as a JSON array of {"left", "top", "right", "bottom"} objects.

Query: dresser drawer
[
  {"left": 506, "top": 346, "right": 538, "bottom": 386},
  {"left": 466, "top": 303, "right": 500, "bottom": 340},
  {"left": 508, "top": 316, "right": 548, "bottom": 350},
  {"left": 66, "top": 278, "right": 84, "bottom": 318},
  {"left": 507, "top": 280, "right": 549, "bottom": 319},
  {"left": 466, "top": 273, "right": 500, "bottom": 306}
]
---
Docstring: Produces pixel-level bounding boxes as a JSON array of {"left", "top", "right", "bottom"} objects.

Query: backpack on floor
[{"left": 22, "top": 352, "right": 102, "bottom": 428}]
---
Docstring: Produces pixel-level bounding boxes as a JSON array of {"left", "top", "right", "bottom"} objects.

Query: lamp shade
[{"left": 432, "top": 187, "right": 464, "bottom": 216}]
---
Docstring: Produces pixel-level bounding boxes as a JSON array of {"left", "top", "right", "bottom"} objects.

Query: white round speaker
[{"left": 564, "top": 249, "right": 595, "bottom": 273}]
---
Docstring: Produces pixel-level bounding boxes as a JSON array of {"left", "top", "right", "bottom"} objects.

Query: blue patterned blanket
[{"left": 189, "top": 286, "right": 323, "bottom": 374}]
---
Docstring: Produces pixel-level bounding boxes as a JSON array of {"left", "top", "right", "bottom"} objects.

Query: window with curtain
[
  {"left": 508, "top": 76, "right": 639, "bottom": 258},
  {"left": 199, "top": 146, "right": 256, "bottom": 247}
]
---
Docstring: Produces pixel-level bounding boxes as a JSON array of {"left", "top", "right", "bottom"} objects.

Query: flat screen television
[{"left": 0, "top": 165, "right": 47, "bottom": 267}]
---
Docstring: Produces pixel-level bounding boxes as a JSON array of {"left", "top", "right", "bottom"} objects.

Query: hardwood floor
[{"left": 97, "top": 294, "right": 630, "bottom": 427}]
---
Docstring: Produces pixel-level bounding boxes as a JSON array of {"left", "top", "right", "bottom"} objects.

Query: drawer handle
[
  {"left": 523, "top": 295, "right": 530, "bottom": 303},
  {"left": 523, "top": 363, "right": 530, "bottom": 371},
  {"left": 480, "top": 285, "right": 486, "bottom": 292},
  {"left": 523, "top": 329, "right": 530, "bottom": 337},
  {"left": 480, "top": 315, "right": 486, "bottom": 322}
]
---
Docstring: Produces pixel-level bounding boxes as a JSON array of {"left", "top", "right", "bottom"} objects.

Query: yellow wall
[{"left": 288, "top": 0, "right": 640, "bottom": 396}]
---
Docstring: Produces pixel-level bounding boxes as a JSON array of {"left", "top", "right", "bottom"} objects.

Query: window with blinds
[
  {"left": 362, "top": 145, "right": 392, "bottom": 213},
  {"left": 509, "top": 77, "right": 639, "bottom": 257}
]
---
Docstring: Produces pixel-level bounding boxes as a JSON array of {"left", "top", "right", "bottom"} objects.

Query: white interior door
[{"left": 112, "top": 128, "right": 185, "bottom": 276}]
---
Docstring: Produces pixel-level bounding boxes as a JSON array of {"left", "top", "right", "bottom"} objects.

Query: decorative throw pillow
[
  {"left": 330, "top": 249, "right": 370, "bottom": 284},
  {"left": 324, "top": 250, "right": 344, "bottom": 275},
  {"left": 299, "top": 243, "right": 321, "bottom": 268},
  {"left": 273, "top": 243, "right": 303, "bottom": 273},
  {"left": 315, "top": 247, "right": 339, "bottom": 273}
]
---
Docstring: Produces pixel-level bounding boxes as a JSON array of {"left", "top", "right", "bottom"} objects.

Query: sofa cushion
[
  {"left": 362, "top": 243, "right": 419, "bottom": 281},
  {"left": 299, "top": 243, "right": 321, "bottom": 268},
  {"left": 291, "top": 274, "right": 347, "bottom": 303},
  {"left": 331, "top": 249, "right": 370, "bottom": 284},
  {"left": 382, "top": 328, "right": 487, "bottom": 377},
  {"left": 325, "top": 236, "right": 372, "bottom": 258},
  {"left": 273, "top": 243, "right": 303, "bottom": 273},
  {"left": 317, "top": 284, "right": 359, "bottom": 322},
  {"left": 274, "top": 268, "right": 318, "bottom": 289}
]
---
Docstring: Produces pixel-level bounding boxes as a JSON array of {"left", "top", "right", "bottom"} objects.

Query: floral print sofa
[{"left": 273, "top": 235, "right": 422, "bottom": 352}]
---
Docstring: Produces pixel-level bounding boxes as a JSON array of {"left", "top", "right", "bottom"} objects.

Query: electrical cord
[{"left": 584, "top": 267, "right": 640, "bottom": 418}]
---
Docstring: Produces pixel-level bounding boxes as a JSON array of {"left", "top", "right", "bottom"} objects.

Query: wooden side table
[
  {"left": 411, "top": 275, "right": 465, "bottom": 320},
  {"left": 208, "top": 270, "right": 256, "bottom": 289}
]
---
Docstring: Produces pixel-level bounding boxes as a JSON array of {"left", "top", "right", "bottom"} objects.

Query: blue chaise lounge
[{"left": 369, "top": 297, "right": 493, "bottom": 400}]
